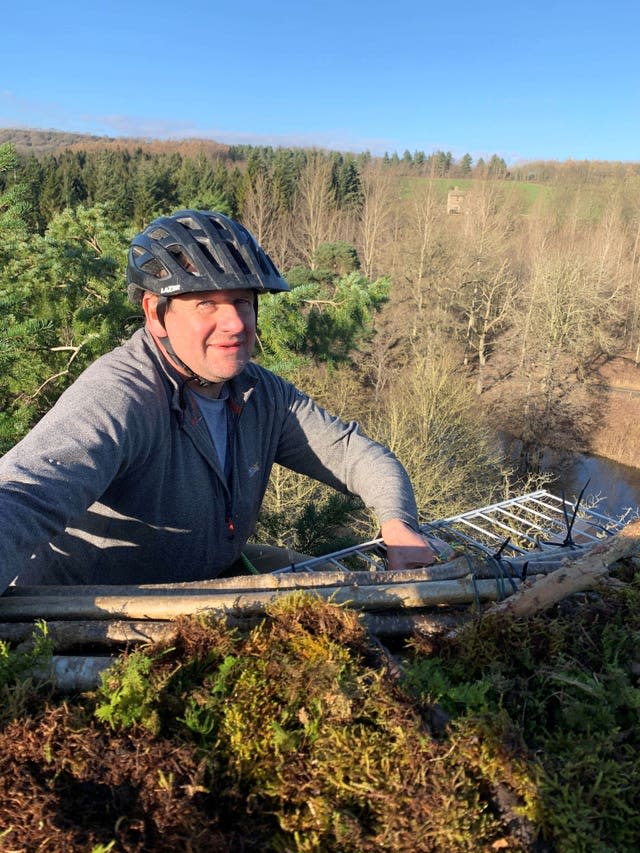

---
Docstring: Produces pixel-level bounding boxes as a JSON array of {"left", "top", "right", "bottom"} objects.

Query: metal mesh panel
[{"left": 278, "top": 490, "right": 625, "bottom": 574}]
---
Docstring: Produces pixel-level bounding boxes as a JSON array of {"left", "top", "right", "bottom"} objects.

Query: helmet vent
[
  {"left": 167, "top": 245, "right": 199, "bottom": 274},
  {"left": 196, "top": 242, "right": 224, "bottom": 273},
  {"left": 226, "top": 242, "right": 251, "bottom": 275},
  {"left": 148, "top": 227, "right": 170, "bottom": 240},
  {"left": 256, "top": 250, "right": 272, "bottom": 276},
  {"left": 208, "top": 217, "right": 227, "bottom": 233},
  {"left": 176, "top": 215, "right": 199, "bottom": 232},
  {"left": 140, "top": 258, "right": 168, "bottom": 278}
]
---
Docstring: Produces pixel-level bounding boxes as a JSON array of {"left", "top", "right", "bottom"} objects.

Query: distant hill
[
  {"left": 0, "top": 128, "right": 104, "bottom": 155},
  {"left": 0, "top": 128, "right": 231, "bottom": 159}
]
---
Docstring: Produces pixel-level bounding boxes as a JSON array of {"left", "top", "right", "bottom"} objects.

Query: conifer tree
[
  {"left": 256, "top": 245, "right": 388, "bottom": 374},
  {"left": 0, "top": 203, "right": 132, "bottom": 451}
]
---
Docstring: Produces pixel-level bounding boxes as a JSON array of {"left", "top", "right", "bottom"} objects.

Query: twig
[{"left": 485, "top": 518, "right": 640, "bottom": 619}]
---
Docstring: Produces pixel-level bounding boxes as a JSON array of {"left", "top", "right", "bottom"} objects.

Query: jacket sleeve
[
  {"left": 275, "top": 383, "right": 419, "bottom": 529},
  {"left": 0, "top": 360, "right": 157, "bottom": 593}
]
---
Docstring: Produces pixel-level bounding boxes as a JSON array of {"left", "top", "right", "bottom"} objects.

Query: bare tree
[
  {"left": 403, "top": 172, "right": 444, "bottom": 329},
  {"left": 448, "top": 182, "right": 522, "bottom": 391},
  {"left": 241, "top": 169, "right": 275, "bottom": 248},
  {"left": 293, "top": 153, "right": 339, "bottom": 267},
  {"left": 358, "top": 162, "right": 396, "bottom": 280},
  {"left": 367, "top": 342, "right": 506, "bottom": 519},
  {"left": 265, "top": 208, "right": 297, "bottom": 273},
  {"left": 461, "top": 259, "right": 518, "bottom": 394},
  {"left": 241, "top": 172, "right": 298, "bottom": 272},
  {"left": 626, "top": 216, "right": 640, "bottom": 364}
]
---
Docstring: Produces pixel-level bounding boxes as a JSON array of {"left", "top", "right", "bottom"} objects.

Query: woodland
[
  {"left": 2, "top": 132, "right": 640, "bottom": 539},
  {"left": 1, "top": 132, "right": 640, "bottom": 851}
]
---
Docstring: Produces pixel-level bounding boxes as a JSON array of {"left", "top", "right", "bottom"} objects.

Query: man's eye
[{"left": 196, "top": 301, "right": 217, "bottom": 312}]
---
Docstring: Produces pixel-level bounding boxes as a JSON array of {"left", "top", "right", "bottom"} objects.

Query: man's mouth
[{"left": 210, "top": 339, "right": 244, "bottom": 349}]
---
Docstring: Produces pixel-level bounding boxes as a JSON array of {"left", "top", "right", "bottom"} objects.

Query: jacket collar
[{"left": 141, "top": 327, "right": 257, "bottom": 414}]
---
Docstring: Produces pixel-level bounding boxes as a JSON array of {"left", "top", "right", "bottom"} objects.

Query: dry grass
[{"left": 591, "top": 355, "right": 640, "bottom": 466}]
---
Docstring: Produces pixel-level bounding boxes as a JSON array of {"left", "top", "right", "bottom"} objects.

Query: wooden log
[
  {"left": 0, "top": 620, "right": 181, "bottom": 650},
  {"left": 3, "top": 559, "right": 474, "bottom": 597},
  {"left": 0, "top": 576, "right": 524, "bottom": 622},
  {"left": 1, "top": 550, "right": 586, "bottom": 605},
  {"left": 0, "top": 609, "right": 468, "bottom": 652},
  {"left": 2, "top": 613, "right": 277, "bottom": 650},
  {"left": 486, "top": 518, "right": 640, "bottom": 618},
  {"left": 31, "top": 655, "right": 115, "bottom": 692},
  {"left": 360, "top": 609, "right": 468, "bottom": 638},
  {"left": 24, "top": 610, "right": 471, "bottom": 692}
]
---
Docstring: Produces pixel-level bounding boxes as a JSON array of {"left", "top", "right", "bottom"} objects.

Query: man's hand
[{"left": 380, "top": 519, "right": 442, "bottom": 571}]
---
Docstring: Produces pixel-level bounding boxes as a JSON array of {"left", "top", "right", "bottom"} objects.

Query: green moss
[
  {"left": 0, "top": 620, "right": 53, "bottom": 686},
  {"left": 404, "top": 574, "right": 640, "bottom": 851},
  {"left": 94, "top": 647, "right": 164, "bottom": 733},
  {"left": 0, "top": 620, "right": 54, "bottom": 724},
  {"left": 72, "top": 579, "right": 640, "bottom": 849},
  {"left": 88, "top": 595, "right": 541, "bottom": 850}
]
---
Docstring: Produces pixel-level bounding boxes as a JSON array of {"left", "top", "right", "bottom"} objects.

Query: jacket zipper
[{"left": 223, "top": 395, "right": 245, "bottom": 541}]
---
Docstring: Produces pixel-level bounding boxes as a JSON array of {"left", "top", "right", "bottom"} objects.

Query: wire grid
[
  {"left": 282, "top": 490, "right": 625, "bottom": 574},
  {"left": 425, "top": 490, "right": 624, "bottom": 557}
]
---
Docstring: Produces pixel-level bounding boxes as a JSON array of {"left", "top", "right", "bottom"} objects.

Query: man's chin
[{"left": 203, "top": 359, "right": 249, "bottom": 383}]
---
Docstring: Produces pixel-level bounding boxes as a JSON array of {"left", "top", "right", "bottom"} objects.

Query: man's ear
[{"left": 142, "top": 292, "right": 166, "bottom": 336}]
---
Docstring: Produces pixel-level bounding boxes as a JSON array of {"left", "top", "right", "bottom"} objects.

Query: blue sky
[{"left": 2, "top": 0, "right": 639, "bottom": 165}]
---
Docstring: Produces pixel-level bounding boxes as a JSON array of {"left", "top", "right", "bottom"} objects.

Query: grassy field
[{"left": 397, "top": 175, "right": 551, "bottom": 209}]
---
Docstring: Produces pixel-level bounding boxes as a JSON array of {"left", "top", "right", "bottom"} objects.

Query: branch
[
  {"left": 22, "top": 344, "right": 84, "bottom": 401},
  {"left": 50, "top": 346, "right": 83, "bottom": 356},
  {"left": 302, "top": 298, "right": 341, "bottom": 308},
  {"left": 486, "top": 518, "right": 640, "bottom": 618},
  {"left": 83, "top": 285, "right": 108, "bottom": 303}
]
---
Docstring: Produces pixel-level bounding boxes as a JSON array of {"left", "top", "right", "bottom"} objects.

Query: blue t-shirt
[{"left": 189, "top": 387, "right": 229, "bottom": 471}]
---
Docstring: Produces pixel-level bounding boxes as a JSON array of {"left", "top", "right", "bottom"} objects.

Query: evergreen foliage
[
  {"left": 255, "top": 490, "right": 363, "bottom": 557},
  {"left": 256, "top": 249, "right": 388, "bottom": 375},
  {"left": 0, "top": 201, "right": 133, "bottom": 451},
  {"left": 0, "top": 143, "right": 31, "bottom": 237}
]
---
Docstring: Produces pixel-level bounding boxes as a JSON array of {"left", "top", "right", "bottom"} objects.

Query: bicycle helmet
[{"left": 127, "top": 209, "right": 289, "bottom": 302}]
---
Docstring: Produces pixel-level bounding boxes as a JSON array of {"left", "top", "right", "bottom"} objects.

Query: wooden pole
[
  {"left": 3, "top": 561, "right": 474, "bottom": 598},
  {"left": 2, "top": 552, "right": 581, "bottom": 605},
  {"left": 0, "top": 576, "right": 526, "bottom": 622},
  {"left": 0, "top": 620, "right": 181, "bottom": 650},
  {"left": 0, "top": 609, "right": 468, "bottom": 651},
  {"left": 30, "top": 655, "right": 115, "bottom": 692}
]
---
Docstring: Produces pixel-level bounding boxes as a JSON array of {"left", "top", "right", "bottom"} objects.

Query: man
[{"left": 0, "top": 210, "right": 437, "bottom": 593}]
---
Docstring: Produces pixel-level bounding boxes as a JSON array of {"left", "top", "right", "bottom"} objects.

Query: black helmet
[{"left": 127, "top": 209, "right": 289, "bottom": 302}]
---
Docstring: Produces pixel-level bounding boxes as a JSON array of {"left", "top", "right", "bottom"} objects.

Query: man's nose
[{"left": 218, "top": 304, "right": 248, "bottom": 332}]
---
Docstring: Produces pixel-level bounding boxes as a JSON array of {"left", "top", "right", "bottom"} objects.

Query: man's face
[{"left": 146, "top": 288, "right": 257, "bottom": 392}]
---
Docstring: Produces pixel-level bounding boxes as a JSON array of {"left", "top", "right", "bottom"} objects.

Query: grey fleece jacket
[{"left": 0, "top": 328, "right": 418, "bottom": 591}]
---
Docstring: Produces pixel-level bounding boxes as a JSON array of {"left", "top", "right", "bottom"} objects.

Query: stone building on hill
[{"left": 447, "top": 186, "right": 466, "bottom": 214}]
